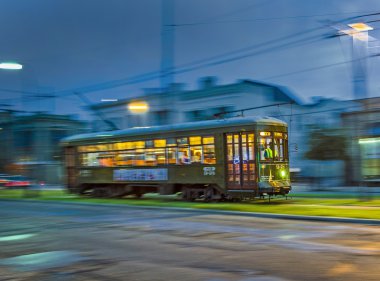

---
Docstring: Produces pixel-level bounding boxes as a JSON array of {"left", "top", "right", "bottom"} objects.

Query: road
[{"left": 1, "top": 200, "right": 380, "bottom": 281}]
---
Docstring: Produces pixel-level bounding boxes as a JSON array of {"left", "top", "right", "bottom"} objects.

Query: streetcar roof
[{"left": 62, "top": 116, "right": 287, "bottom": 144}]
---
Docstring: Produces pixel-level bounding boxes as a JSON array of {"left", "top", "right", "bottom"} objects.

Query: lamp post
[
  {"left": 0, "top": 61, "right": 22, "bottom": 175},
  {"left": 340, "top": 22, "right": 373, "bottom": 100},
  {"left": 341, "top": 22, "right": 374, "bottom": 195},
  {"left": 127, "top": 100, "right": 149, "bottom": 127}
]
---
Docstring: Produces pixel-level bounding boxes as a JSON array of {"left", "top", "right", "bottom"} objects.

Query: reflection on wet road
[{"left": 1, "top": 200, "right": 380, "bottom": 280}]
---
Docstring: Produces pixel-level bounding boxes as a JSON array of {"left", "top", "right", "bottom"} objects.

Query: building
[
  {"left": 91, "top": 77, "right": 301, "bottom": 128},
  {"left": 0, "top": 112, "right": 87, "bottom": 184},
  {"left": 342, "top": 97, "right": 380, "bottom": 185}
]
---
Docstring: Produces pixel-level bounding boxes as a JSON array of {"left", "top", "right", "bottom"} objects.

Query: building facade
[
  {"left": 342, "top": 97, "right": 380, "bottom": 185},
  {"left": 0, "top": 112, "right": 87, "bottom": 184}
]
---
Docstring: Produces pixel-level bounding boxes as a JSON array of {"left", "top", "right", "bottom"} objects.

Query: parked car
[
  {"left": 0, "top": 174, "right": 11, "bottom": 187},
  {"left": 1, "top": 175, "right": 32, "bottom": 188}
]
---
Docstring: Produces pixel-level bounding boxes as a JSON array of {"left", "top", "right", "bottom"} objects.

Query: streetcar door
[
  {"left": 64, "top": 146, "right": 77, "bottom": 191},
  {"left": 225, "top": 133, "right": 255, "bottom": 189}
]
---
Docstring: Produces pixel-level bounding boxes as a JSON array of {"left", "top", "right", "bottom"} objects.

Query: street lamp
[
  {"left": 128, "top": 100, "right": 149, "bottom": 114},
  {"left": 0, "top": 62, "right": 23, "bottom": 70}
]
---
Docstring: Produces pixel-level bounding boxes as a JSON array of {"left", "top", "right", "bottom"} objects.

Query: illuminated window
[
  {"left": 259, "top": 135, "right": 273, "bottom": 161},
  {"left": 203, "top": 136, "right": 215, "bottom": 144},
  {"left": 145, "top": 149, "right": 157, "bottom": 166},
  {"left": 134, "top": 149, "right": 145, "bottom": 166},
  {"left": 178, "top": 147, "right": 190, "bottom": 164},
  {"left": 167, "top": 147, "right": 177, "bottom": 164},
  {"left": 203, "top": 145, "right": 216, "bottom": 164},
  {"left": 134, "top": 141, "right": 145, "bottom": 149},
  {"left": 189, "top": 136, "right": 201, "bottom": 145},
  {"left": 156, "top": 148, "right": 166, "bottom": 165},
  {"left": 190, "top": 146, "right": 202, "bottom": 163},
  {"left": 260, "top": 131, "right": 271, "bottom": 137},
  {"left": 274, "top": 132, "right": 287, "bottom": 161},
  {"left": 154, "top": 139, "right": 166, "bottom": 147}
]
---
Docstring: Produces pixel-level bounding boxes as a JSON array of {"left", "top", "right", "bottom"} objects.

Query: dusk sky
[{"left": 1, "top": 0, "right": 380, "bottom": 118}]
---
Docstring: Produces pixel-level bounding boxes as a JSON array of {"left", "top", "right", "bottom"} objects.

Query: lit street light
[
  {"left": 128, "top": 100, "right": 149, "bottom": 114},
  {"left": 0, "top": 62, "right": 23, "bottom": 70}
]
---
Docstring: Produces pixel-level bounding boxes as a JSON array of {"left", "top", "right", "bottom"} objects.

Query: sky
[{"left": 1, "top": 0, "right": 380, "bottom": 119}]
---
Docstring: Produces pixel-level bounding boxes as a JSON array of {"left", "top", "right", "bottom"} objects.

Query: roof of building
[
  {"left": 62, "top": 116, "right": 287, "bottom": 144},
  {"left": 89, "top": 78, "right": 302, "bottom": 110}
]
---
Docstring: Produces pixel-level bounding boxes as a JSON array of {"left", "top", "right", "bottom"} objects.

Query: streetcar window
[
  {"left": 226, "top": 135, "right": 233, "bottom": 144},
  {"left": 177, "top": 137, "right": 188, "bottom": 145},
  {"left": 145, "top": 140, "right": 154, "bottom": 148},
  {"left": 80, "top": 152, "right": 100, "bottom": 166},
  {"left": 98, "top": 153, "right": 115, "bottom": 167},
  {"left": 154, "top": 139, "right": 166, "bottom": 147},
  {"left": 241, "top": 133, "right": 255, "bottom": 161},
  {"left": 203, "top": 144, "right": 216, "bottom": 164},
  {"left": 134, "top": 149, "right": 145, "bottom": 166},
  {"left": 115, "top": 152, "right": 134, "bottom": 166},
  {"left": 156, "top": 148, "right": 166, "bottom": 165},
  {"left": 145, "top": 148, "right": 156, "bottom": 166},
  {"left": 274, "top": 132, "right": 287, "bottom": 161},
  {"left": 114, "top": 142, "right": 123, "bottom": 150},
  {"left": 134, "top": 141, "right": 145, "bottom": 149},
  {"left": 167, "top": 138, "right": 176, "bottom": 146},
  {"left": 178, "top": 147, "right": 190, "bottom": 164},
  {"left": 189, "top": 136, "right": 201, "bottom": 145},
  {"left": 259, "top": 133, "right": 273, "bottom": 161},
  {"left": 190, "top": 146, "right": 202, "bottom": 163},
  {"left": 78, "top": 135, "right": 216, "bottom": 167},
  {"left": 167, "top": 147, "right": 177, "bottom": 164}
]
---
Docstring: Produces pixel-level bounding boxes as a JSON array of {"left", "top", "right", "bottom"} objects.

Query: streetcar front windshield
[
  {"left": 258, "top": 131, "right": 290, "bottom": 182},
  {"left": 259, "top": 131, "right": 288, "bottom": 162}
]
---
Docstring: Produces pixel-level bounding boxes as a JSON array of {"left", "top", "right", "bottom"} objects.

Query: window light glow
[{"left": 359, "top": 138, "right": 380, "bottom": 144}]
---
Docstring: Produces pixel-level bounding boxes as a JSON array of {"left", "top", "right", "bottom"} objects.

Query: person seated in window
[
  {"left": 180, "top": 150, "right": 190, "bottom": 164},
  {"left": 192, "top": 151, "right": 201, "bottom": 163}
]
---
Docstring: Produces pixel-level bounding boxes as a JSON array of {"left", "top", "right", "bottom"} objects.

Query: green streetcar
[{"left": 61, "top": 116, "right": 291, "bottom": 201}]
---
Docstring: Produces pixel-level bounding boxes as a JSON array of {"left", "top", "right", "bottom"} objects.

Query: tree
[{"left": 305, "top": 129, "right": 348, "bottom": 161}]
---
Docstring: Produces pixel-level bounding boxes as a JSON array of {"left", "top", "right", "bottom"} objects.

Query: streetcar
[{"left": 61, "top": 116, "right": 291, "bottom": 201}]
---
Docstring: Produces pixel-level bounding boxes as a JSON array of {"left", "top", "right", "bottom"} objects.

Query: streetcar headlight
[{"left": 280, "top": 170, "right": 286, "bottom": 178}]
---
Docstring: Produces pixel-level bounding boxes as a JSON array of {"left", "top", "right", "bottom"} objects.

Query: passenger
[
  {"left": 192, "top": 151, "right": 201, "bottom": 163},
  {"left": 180, "top": 150, "right": 190, "bottom": 164},
  {"left": 264, "top": 143, "right": 273, "bottom": 160},
  {"left": 264, "top": 142, "right": 278, "bottom": 160}
]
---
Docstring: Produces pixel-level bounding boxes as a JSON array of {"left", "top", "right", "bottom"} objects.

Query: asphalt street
[{"left": 1, "top": 200, "right": 380, "bottom": 281}]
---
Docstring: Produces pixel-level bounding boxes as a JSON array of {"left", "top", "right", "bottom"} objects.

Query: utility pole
[{"left": 160, "top": 0, "right": 175, "bottom": 91}]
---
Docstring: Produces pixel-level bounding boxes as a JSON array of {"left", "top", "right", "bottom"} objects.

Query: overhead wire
[{"left": 5, "top": 10, "right": 380, "bottom": 106}]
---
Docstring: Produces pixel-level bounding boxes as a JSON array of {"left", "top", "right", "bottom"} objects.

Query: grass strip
[{"left": 2, "top": 189, "right": 380, "bottom": 220}]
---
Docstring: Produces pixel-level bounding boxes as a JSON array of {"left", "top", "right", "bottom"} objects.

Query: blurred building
[
  {"left": 89, "top": 77, "right": 366, "bottom": 186},
  {"left": 342, "top": 97, "right": 380, "bottom": 185},
  {"left": 0, "top": 112, "right": 87, "bottom": 184},
  {"left": 91, "top": 77, "right": 301, "bottom": 128}
]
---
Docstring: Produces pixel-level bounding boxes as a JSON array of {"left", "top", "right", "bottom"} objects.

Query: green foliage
[{"left": 305, "top": 130, "right": 348, "bottom": 161}]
